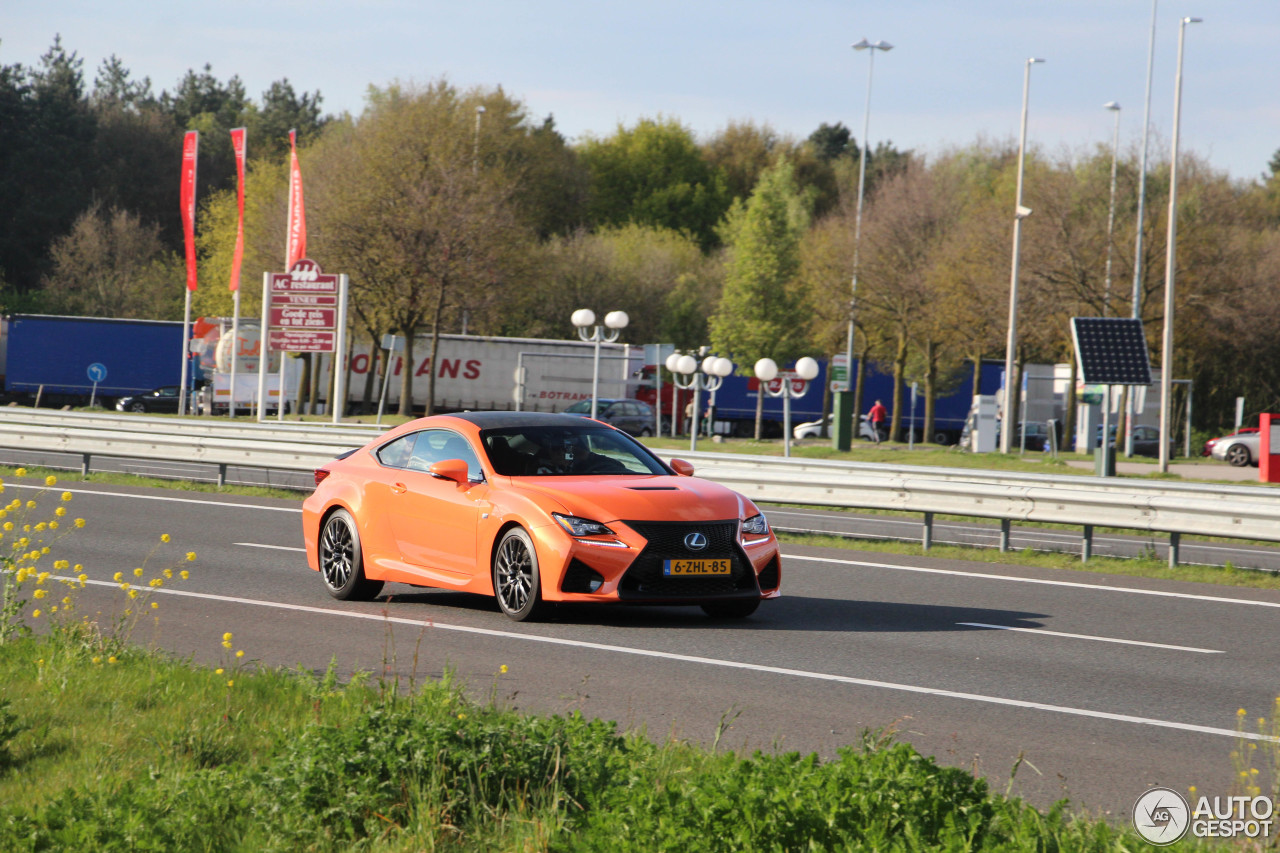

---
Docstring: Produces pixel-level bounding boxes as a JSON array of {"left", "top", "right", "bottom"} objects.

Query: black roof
[{"left": 444, "top": 411, "right": 596, "bottom": 429}]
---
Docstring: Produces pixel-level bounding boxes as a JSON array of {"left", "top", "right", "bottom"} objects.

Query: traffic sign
[{"left": 86, "top": 363, "right": 107, "bottom": 383}]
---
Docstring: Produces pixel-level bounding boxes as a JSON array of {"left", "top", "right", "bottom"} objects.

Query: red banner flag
[
  {"left": 229, "top": 127, "right": 247, "bottom": 292},
  {"left": 286, "top": 129, "right": 307, "bottom": 269},
  {"left": 180, "top": 130, "right": 199, "bottom": 292}
]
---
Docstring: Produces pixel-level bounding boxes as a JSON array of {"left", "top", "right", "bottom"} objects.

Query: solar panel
[{"left": 1070, "top": 317, "right": 1153, "bottom": 386}]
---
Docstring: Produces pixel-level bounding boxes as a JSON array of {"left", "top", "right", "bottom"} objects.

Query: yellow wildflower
[
  {"left": 32, "top": 589, "right": 46, "bottom": 599},
  {"left": 500, "top": 664, "right": 509, "bottom": 674},
  {"left": 161, "top": 533, "right": 171, "bottom": 543},
  {"left": 15, "top": 468, "right": 26, "bottom": 477},
  {"left": 186, "top": 552, "right": 196, "bottom": 562},
  {"left": 54, "top": 507, "right": 65, "bottom": 517},
  {"left": 180, "top": 570, "right": 189, "bottom": 580},
  {"left": 108, "top": 656, "right": 117, "bottom": 665},
  {"left": 215, "top": 668, "right": 224, "bottom": 675},
  {"left": 113, "top": 572, "right": 123, "bottom": 582},
  {"left": 25, "top": 501, "right": 35, "bottom": 509},
  {"left": 60, "top": 492, "right": 72, "bottom": 502},
  {"left": 31, "top": 609, "right": 40, "bottom": 618},
  {"left": 150, "top": 602, "right": 158, "bottom": 610},
  {"left": 223, "top": 632, "right": 233, "bottom": 642},
  {"left": 44, "top": 475, "right": 56, "bottom": 486},
  {"left": 133, "top": 568, "right": 143, "bottom": 577},
  {"left": 74, "top": 519, "right": 85, "bottom": 528},
  {"left": 235, "top": 650, "right": 244, "bottom": 658}
]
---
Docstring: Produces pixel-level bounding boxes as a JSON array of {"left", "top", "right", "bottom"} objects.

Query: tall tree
[
  {"left": 579, "top": 117, "right": 729, "bottom": 248},
  {"left": 710, "top": 159, "right": 813, "bottom": 437}
]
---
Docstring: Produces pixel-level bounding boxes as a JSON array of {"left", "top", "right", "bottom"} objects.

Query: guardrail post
[
  {"left": 217, "top": 464, "right": 227, "bottom": 488},
  {"left": 81, "top": 453, "right": 90, "bottom": 477},
  {"left": 999, "top": 519, "right": 1011, "bottom": 552},
  {"left": 1082, "top": 525, "right": 1093, "bottom": 562},
  {"left": 922, "top": 512, "right": 933, "bottom": 550},
  {"left": 1169, "top": 532, "right": 1180, "bottom": 567}
]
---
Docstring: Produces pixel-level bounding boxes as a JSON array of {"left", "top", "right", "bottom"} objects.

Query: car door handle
[{"left": 391, "top": 483, "right": 407, "bottom": 494}]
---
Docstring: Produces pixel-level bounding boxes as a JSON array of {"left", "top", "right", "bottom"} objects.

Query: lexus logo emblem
[{"left": 684, "top": 532, "right": 708, "bottom": 552}]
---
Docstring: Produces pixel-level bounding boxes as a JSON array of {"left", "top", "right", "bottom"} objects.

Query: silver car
[{"left": 1211, "top": 431, "right": 1259, "bottom": 467}]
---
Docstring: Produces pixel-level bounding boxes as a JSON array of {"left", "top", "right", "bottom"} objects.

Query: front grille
[{"left": 619, "top": 520, "right": 757, "bottom": 599}]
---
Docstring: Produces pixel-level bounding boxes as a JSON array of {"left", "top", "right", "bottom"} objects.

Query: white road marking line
[
  {"left": 8, "top": 483, "right": 301, "bottom": 513},
  {"left": 59, "top": 575, "right": 1279, "bottom": 744},
  {"left": 236, "top": 543, "right": 306, "bottom": 552},
  {"left": 787, "top": 553, "right": 1280, "bottom": 609},
  {"left": 956, "top": 622, "right": 1223, "bottom": 654}
]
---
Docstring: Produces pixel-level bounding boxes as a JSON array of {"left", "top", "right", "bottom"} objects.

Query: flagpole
[
  {"left": 177, "top": 131, "right": 199, "bottom": 416},
  {"left": 229, "top": 127, "right": 247, "bottom": 419},
  {"left": 279, "top": 128, "right": 296, "bottom": 423}
]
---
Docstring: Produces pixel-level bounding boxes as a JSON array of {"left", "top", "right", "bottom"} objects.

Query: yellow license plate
[{"left": 663, "top": 558, "right": 731, "bottom": 577}]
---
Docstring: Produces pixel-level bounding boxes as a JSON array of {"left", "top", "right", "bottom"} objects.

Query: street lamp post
[
  {"left": 1158, "top": 16, "right": 1202, "bottom": 473},
  {"left": 473, "top": 105, "right": 485, "bottom": 175},
  {"left": 754, "top": 357, "right": 820, "bottom": 458},
  {"left": 671, "top": 352, "right": 734, "bottom": 452},
  {"left": 1000, "top": 56, "right": 1045, "bottom": 454},
  {"left": 571, "top": 309, "right": 629, "bottom": 420},
  {"left": 1125, "top": 0, "right": 1159, "bottom": 459},
  {"left": 1102, "top": 101, "right": 1122, "bottom": 317},
  {"left": 836, "top": 37, "right": 892, "bottom": 451}
]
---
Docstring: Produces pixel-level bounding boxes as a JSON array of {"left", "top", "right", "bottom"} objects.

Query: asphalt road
[{"left": 21, "top": 477, "right": 1278, "bottom": 820}]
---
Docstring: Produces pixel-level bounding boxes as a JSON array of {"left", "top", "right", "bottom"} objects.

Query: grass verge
[{"left": 0, "top": 630, "right": 1189, "bottom": 852}]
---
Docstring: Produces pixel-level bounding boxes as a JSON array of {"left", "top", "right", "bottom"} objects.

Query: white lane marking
[
  {"left": 60, "top": 575, "right": 1278, "bottom": 744},
  {"left": 956, "top": 622, "right": 1223, "bottom": 654},
  {"left": 787, "top": 553, "right": 1280, "bottom": 610},
  {"left": 237, "top": 543, "right": 306, "bottom": 552},
  {"left": 8, "top": 483, "right": 301, "bottom": 513}
]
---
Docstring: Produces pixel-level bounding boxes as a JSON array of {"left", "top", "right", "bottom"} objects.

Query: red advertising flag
[
  {"left": 286, "top": 129, "right": 307, "bottom": 269},
  {"left": 229, "top": 127, "right": 247, "bottom": 291},
  {"left": 179, "top": 130, "right": 199, "bottom": 292}
]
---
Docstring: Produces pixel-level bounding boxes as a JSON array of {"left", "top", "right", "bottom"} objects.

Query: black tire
[
  {"left": 640, "top": 427, "right": 653, "bottom": 437},
  {"left": 1226, "top": 443, "right": 1252, "bottom": 467},
  {"left": 319, "top": 509, "right": 383, "bottom": 600},
  {"left": 700, "top": 598, "right": 760, "bottom": 619},
  {"left": 493, "top": 527, "right": 544, "bottom": 621},
  {"left": 129, "top": 401, "right": 147, "bottom": 413}
]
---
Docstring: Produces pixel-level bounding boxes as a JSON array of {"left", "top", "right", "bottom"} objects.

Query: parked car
[
  {"left": 1211, "top": 430, "right": 1260, "bottom": 467},
  {"left": 562, "top": 398, "right": 656, "bottom": 436},
  {"left": 1203, "top": 426, "right": 1257, "bottom": 457},
  {"left": 792, "top": 414, "right": 880, "bottom": 441},
  {"left": 302, "top": 411, "right": 781, "bottom": 621},
  {"left": 115, "top": 385, "right": 185, "bottom": 414}
]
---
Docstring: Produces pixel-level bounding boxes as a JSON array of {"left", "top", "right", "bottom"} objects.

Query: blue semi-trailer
[{"left": 0, "top": 314, "right": 195, "bottom": 407}]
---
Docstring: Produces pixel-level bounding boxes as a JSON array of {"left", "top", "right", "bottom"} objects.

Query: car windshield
[
  {"left": 562, "top": 400, "right": 594, "bottom": 414},
  {"left": 480, "top": 425, "right": 668, "bottom": 476}
]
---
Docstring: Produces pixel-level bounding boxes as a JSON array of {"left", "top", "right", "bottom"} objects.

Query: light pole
[
  {"left": 671, "top": 353, "right": 734, "bottom": 452},
  {"left": 1125, "top": 0, "right": 1158, "bottom": 459},
  {"left": 754, "top": 357, "right": 820, "bottom": 458},
  {"left": 1158, "top": 16, "right": 1202, "bottom": 473},
  {"left": 999, "top": 56, "right": 1045, "bottom": 454},
  {"left": 571, "top": 309, "right": 629, "bottom": 420},
  {"left": 836, "top": 37, "right": 892, "bottom": 451},
  {"left": 1102, "top": 101, "right": 1121, "bottom": 317}
]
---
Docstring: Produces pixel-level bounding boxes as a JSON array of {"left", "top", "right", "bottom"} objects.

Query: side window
[
  {"left": 376, "top": 434, "right": 418, "bottom": 469},
  {"left": 406, "top": 429, "right": 484, "bottom": 482}
]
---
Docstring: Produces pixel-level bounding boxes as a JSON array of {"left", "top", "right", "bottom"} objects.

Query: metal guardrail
[{"left": 0, "top": 409, "right": 1271, "bottom": 567}]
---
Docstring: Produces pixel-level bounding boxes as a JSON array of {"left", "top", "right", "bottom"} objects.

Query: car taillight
[{"left": 314, "top": 468, "right": 331, "bottom": 486}]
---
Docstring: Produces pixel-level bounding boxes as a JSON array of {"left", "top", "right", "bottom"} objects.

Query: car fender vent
[{"left": 626, "top": 486, "right": 678, "bottom": 491}]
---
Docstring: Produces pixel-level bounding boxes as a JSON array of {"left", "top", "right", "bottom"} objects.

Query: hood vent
[{"left": 627, "top": 486, "right": 678, "bottom": 491}]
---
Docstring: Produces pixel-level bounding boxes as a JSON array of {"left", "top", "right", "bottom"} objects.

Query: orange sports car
[{"left": 302, "top": 411, "right": 781, "bottom": 621}]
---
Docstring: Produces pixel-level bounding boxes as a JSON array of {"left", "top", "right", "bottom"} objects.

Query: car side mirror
[
  {"left": 429, "top": 458, "right": 470, "bottom": 484},
  {"left": 669, "top": 458, "right": 695, "bottom": 477}
]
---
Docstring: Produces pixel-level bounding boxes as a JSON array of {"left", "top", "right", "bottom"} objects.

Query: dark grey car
[{"left": 562, "top": 398, "right": 655, "bottom": 436}]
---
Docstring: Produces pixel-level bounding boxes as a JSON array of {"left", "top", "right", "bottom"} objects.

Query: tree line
[{"left": 5, "top": 37, "right": 1280, "bottom": 430}]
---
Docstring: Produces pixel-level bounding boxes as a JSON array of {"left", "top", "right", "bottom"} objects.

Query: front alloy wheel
[
  {"left": 493, "top": 527, "right": 544, "bottom": 621},
  {"left": 1226, "top": 444, "right": 1252, "bottom": 467},
  {"left": 319, "top": 509, "right": 383, "bottom": 601}
]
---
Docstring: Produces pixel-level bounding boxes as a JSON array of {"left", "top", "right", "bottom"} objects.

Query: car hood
[{"left": 508, "top": 475, "right": 746, "bottom": 523}]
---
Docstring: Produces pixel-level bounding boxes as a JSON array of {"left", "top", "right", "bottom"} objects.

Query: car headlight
[
  {"left": 552, "top": 513, "right": 615, "bottom": 537},
  {"left": 741, "top": 514, "right": 769, "bottom": 535}
]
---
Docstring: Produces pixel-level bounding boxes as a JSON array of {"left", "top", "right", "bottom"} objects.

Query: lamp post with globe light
[
  {"left": 754, "top": 357, "right": 820, "bottom": 458},
  {"left": 671, "top": 352, "right": 734, "bottom": 452},
  {"left": 571, "top": 309, "right": 629, "bottom": 420}
]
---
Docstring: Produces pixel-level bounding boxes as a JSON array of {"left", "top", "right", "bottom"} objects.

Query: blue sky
[{"left": 8, "top": 1, "right": 1279, "bottom": 180}]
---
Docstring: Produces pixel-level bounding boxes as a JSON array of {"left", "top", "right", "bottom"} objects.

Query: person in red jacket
[{"left": 868, "top": 399, "right": 887, "bottom": 444}]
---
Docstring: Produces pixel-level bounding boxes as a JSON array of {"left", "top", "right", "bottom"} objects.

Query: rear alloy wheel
[
  {"left": 319, "top": 509, "right": 383, "bottom": 601},
  {"left": 129, "top": 401, "right": 147, "bottom": 413},
  {"left": 1226, "top": 444, "right": 1252, "bottom": 467},
  {"left": 700, "top": 598, "right": 760, "bottom": 619},
  {"left": 493, "top": 527, "right": 544, "bottom": 621}
]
